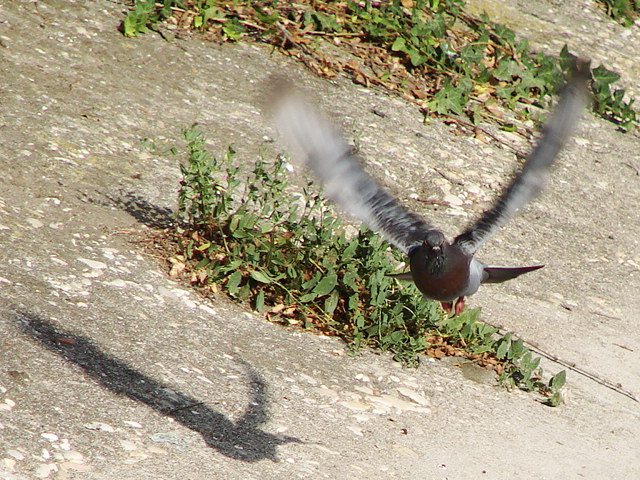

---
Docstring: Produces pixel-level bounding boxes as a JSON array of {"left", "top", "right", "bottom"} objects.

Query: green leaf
[
  {"left": 313, "top": 273, "right": 337, "bottom": 297},
  {"left": 509, "top": 339, "right": 525, "bottom": 360},
  {"left": 202, "top": 7, "right": 218, "bottom": 25},
  {"left": 254, "top": 289, "right": 265, "bottom": 311},
  {"left": 348, "top": 293, "right": 360, "bottom": 311},
  {"left": 550, "top": 370, "right": 566, "bottom": 390},
  {"left": 196, "top": 241, "right": 212, "bottom": 251},
  {"left": 298, "top": 292, "right": 318, "bottom": 303},
  {"left": 493, "top": 59, "right": 521, "bottom": 81},
  {"left": 426, "top": 80, "right": 467, "bottom": 116},
  {"left": 226, "top": 270, "right": 243, "bottom": 295},
  {"left": 592, "top": 65, "right": 620, "bottom": 88},
  {"left": 391, "top": 37, "right": 407, "bottom": 52},
  {"left": 407, "top": 48, "right": 427, "bottom": 67},
  {"left": 324, "top": 291, "right": 339, "bottom": 315},
  {"left": 250, "top": 270, "right": 272, "bottom": 284},
  {"left": 123, "top": 14, "right": 144, "bottom": 37},
  {"left": 495, "top": 336, "right": 510, "bottom": 359},
  {"left": 302, "top": 271, "right": 322, "bottom": 290},
  {"left": 222, "top": 19, "right": 245, "bottom": 40}
]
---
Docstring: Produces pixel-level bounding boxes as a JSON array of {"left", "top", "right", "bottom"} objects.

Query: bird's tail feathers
[{"left": 481, "top": 265, "right": 544, "bottom": 284}]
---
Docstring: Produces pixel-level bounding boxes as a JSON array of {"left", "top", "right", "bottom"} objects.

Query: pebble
[
  {"left": 312, "top": 386, "right": 339, "bottom": 400},
  {"left": 77, "top": 257, "right": 107, "bottom": 270},
  {"left": 41, "top": 433, "right": 59, "bottom": 442},
  {"left": 0, "top": 398, "right": 15, "bottom": 411},
  {"left": 466, "top": 182, "right": 481, "bottom": 195},
  {"left": 149, "top": 432, "right": 191, "bottom": 446},
  {"left": 396, "top": 387, "right": 431, "bottom": 406},
  {"left": 83, "top": 269, "right": 104, "bottom": 278},
  {"left": 199, "top": 304, "right": 217, "bottom": 315},
  {"left": 60, "top": 461, "right": 93, "bottom": 472},
  {"left": 181, "top": 296, "right": 197, "bottom": 308},
  {"left": 119, "top": 440, "right": 138, "bottom": 451},
  {"left": 157, "top": 286, "right": 177, "bottom": 299},
  {"left": 298, "top": 373, "right": 318, "bottom": 385},
  {"left": 147, "top": 445, "right": 168, "bottom": 455},
  {"left": 62, "top": 450, "right": 84, "bottom": 462},
  {"left": 367, "top": 393, "right": 430, "bottom": 413},
  {"left": 391, "top": 443, "right": 420, "bottom": 457},
  {"left": 101, "top": 247, "right": 119, "bottom": 259},
  {"left": 35, "top": 463, "right": 55, "bottom": 478},
  {"left": 83, "top": 422, "right": 115, "bottom": 432},
  {"left": 354, "top": 385, "right": 374, "bottom": 396},
  {"left": 352, "top": 413, "right": 371, "bottom": 422},
  {"left": 124, "top": 420, "right": 143, "bottom": 429},
  {"left": 6, "top": 449, "right": 25, "bottom": 461},
  {"left": 123, "top": 452, "right": 150, "bottom": 464},
  {"left": 3, "top": 458, "right": 16, "bottom": 471},
  {"left": 27, "top": 218, "right": 44, "bottom": 228},
  {"left": 339, "top": 400, "right": 370, "bottom": 411}
]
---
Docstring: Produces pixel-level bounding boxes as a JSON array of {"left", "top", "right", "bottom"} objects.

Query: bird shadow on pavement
[
  {"left": 109, "top": 191, "right": 176, "bottom": 229},
  {"left": 16, "top": 310, "right": 301, "bottom": 462}
]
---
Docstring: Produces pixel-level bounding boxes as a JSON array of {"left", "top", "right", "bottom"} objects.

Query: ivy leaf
[
  {"left": 391, "top": 36, "right": 407, "bottom": 52},
  {"left": 592, "top": 65, "right": 620, "bottom": 88}
]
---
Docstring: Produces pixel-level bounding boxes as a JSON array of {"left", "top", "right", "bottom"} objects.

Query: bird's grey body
[{"left": 274, "top": 64, "right": 589, "bottom": 314}]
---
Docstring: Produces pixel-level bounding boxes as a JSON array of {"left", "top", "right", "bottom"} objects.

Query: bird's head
[
  {"left": 421, "top": 230, "right": 447, "bottom": 274},
  {"left": 424, "top": 230, "right": 445, "bottom": 251}
]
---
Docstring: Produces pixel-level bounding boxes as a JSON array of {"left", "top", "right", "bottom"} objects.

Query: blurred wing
[
  {"left": 453, "top": 63, "right": 590, "bottom": 255},
  {"left": 273, "top": 90, "right": 433, "bottom": 255}
]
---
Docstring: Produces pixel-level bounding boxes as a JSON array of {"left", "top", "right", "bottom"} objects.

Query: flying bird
[{"left": 273, "top": 65, "right": 589, "bottom": 315}]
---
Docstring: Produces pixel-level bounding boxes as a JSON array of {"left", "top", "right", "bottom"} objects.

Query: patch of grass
[
  {"left": 121, "top": 0, "right": 179, "bottom": 37},
  {"left": 162, "top": 125, "right": 566, "bottom": 402},
  {"left": 122, "top": 0, "right": 636, "bottom": 130},
  {"left": 598, "top": 0, "right": 640, "bottom": 26}
]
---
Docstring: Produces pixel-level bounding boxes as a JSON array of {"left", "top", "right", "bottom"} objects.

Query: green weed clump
[
  {"left": 170, "top": 125, "right": 566, "bottom": 402},
  {"left": 599, "top": 0, "right": 640, "bottom": 26},
  {"left": 176, "top": 125, "right": 439, "bottom": 364},
  {"left": 122, "top": 0, "right": 636, "bottom": 130}
]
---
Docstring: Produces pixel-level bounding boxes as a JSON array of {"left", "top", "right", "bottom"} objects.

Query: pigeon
[{"left": 273, "top": 64, "right": 589, "bottom": 315}]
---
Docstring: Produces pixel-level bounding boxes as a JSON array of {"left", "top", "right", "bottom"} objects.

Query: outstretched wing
[
  {"left": 453, "top": 63, "right": 590, "bottom": 255},
  {"left": 273, "top": 90, "right": 433, "bottom": 255}
]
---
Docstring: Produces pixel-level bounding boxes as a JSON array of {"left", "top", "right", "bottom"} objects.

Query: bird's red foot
[
  {"left": 440, "top": 298, "right": 465, "bottom": 316},
  {"left": 454, "top": 297, "right": 465, "bottom": 315}
]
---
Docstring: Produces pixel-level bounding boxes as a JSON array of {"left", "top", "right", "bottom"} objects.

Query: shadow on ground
[
  {"left": 15, "top": 311, "right": 300, "bottom": 462},
  {"left": 110, "top": 191, "right": 176, "bottom": 229}
]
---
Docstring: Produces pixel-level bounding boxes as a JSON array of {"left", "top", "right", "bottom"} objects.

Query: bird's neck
[{"left": 425, "top": 249, "right": 446, "bottom": 276}]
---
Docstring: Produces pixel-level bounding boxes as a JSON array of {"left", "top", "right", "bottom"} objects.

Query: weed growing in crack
[
  {"left": 123, "top": 0, "right": 636, "bottom": 130},
  {"left": 168, "top": 125, "right": 566, "bottom": 402},
  {"left": 599, "top": 0, "right": 640, "bottom": 26}
]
